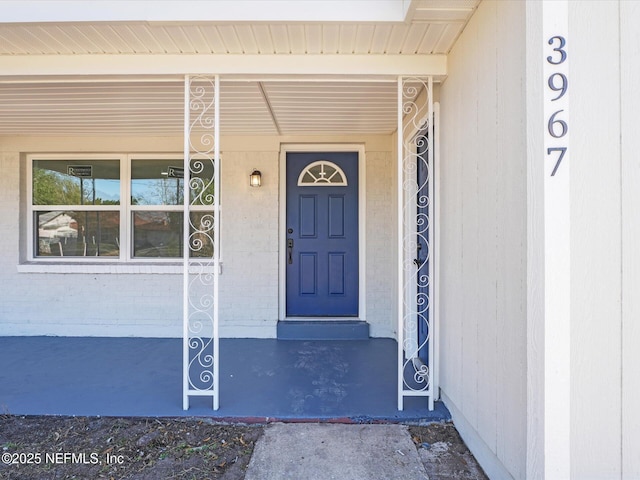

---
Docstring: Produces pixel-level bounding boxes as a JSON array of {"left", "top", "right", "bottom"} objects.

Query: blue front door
[{"left": 286, "top": 152, "right": 359, "bottom": 317}]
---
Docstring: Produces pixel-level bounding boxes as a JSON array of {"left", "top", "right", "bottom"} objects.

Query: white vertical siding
[
  {"left": 458, "top": 4, "right": 480, "bottom": 434},
  {"left": 569, "top": 2, "right": 623, "bottom": 477},
  {"left": 524, "top": 2, "right": 547, "bottom": 477},
  {"left": 439, "top": 1, "right": 527, "bottom": 478},
  {"left": 475, "top": 0, "right": 498, "bottom": 456},
  {"left": 495, "top": 1, "right": 528, "bottom": 474},
  {"left": 620, "top": 2, "right": 640, "bottom": 478}
]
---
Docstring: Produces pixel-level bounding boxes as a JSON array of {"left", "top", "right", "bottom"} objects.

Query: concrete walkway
[{"left": 245, "top": 423, "right": 429, "bottom": 480}]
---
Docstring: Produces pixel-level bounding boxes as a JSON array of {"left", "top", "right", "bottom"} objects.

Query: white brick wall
[
  {"left": 218, "top": 151, "right": 279, "bottom": 337},
  {"left": 0, "top": 136, "right": 397, "bottom": 338},
  {"left": 364, "top": 151, "right": 396, "bottom": 338}
]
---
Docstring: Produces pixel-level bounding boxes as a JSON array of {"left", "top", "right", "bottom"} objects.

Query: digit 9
[{"left": 548, "top": 73, "right": 568, "bottom": 101}]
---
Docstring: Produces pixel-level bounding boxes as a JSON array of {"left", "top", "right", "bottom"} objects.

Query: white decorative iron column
[
  {"left": 183, "top": 75, "right": 220, "bottom": 410},
  {"left": 397, "top": 76, "right": 435, "bottom": 411}
]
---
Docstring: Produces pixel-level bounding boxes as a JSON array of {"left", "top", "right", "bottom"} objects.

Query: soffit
[
  {"left": 0, "top": 22, "right": 466, "bottom": 56},
  {"left": 0, "top": 1, "right": 479, "bottom": 56}
]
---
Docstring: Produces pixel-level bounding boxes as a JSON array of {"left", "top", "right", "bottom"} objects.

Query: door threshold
[
  {"left": 284, "top": 317, "right": 361, "bottom": 322},
  {"left": 277, "top": 320, "right": 369, "bottom": 340}
]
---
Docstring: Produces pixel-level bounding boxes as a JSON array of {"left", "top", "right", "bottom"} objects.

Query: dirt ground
[
  {"left": 1, "top": 416, "right": 486, "bottom": 480},
  {"left": 0, "top": 416, "right": 260, "bottom": 480},
  {"left": 410, "top": 423, "right": 488, "bottom": 480}
]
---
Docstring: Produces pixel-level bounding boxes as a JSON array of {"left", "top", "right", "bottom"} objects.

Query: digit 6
[{"left": 548, "top": 110, "right": 567, "bottom": 138}]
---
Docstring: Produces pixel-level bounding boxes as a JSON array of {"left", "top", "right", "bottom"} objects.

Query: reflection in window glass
[
  {"left": 35, "top": 211, "right": 120, "bottom": 257},
  {"left": 30, "top": 156, "right": 218, "bottom": 262},
  {"left": 131, "top": 160, "right": 184, "bottom": 206},
  {"left": 131, "top": 159, "right": 215, "bottom": 206},
  {"left": 132, "top": 211, "right": 214, "bottom": 258},
  {"left": 133, "top": 211, "right": 183, "bottom": 258},
  {"left": 32, "top": 160, "right": 120, "bottom": 206}
]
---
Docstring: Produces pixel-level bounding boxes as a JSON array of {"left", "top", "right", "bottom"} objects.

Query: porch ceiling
[
  {"left": 0, "top": 80, "right": 400, "bottom": 136},
  {"left": 0, "top": 0, "right": 479, "bottom": 137}
]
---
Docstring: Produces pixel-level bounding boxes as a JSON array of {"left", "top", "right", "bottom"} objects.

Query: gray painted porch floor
[{"left": 0, "top": 337, "right": 449, "bottom": 422}]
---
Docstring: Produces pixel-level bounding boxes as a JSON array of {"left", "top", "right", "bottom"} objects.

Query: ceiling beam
[
  {"left": 257, "top": 82, "right": 282, "bottom": 135},
  {"left": 0, "top": 54, "right": 447, "bottom": 79}
]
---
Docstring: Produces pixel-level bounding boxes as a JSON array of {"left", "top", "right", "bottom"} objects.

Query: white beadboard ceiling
[
  {"left": 0, "top": 0, "right": 480, "bottom": 136},
  {"left": 0, "top": 81, "right": 401, "bottom": 136}
]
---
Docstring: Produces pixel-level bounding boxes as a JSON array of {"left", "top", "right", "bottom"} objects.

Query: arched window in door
[{"left": 297, "top": 160, "right": 348, "bottom": 186}]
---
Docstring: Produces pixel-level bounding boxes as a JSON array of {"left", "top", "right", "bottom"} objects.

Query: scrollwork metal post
[
  {"left": 183, "top": 75, "right": 220, "bottom": 410},
  {"left": 397, "top": 76, "right": 435, "bottom": 411}
]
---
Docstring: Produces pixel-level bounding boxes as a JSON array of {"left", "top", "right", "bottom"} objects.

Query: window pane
[
  {"left": 131, "top": 159, "right": 215, "bottom": 206},
  {"left": 33, "top": 160, "right": 120, "bottom": 206},
  {"left": 131, "top": 160, "right": 184, "bottom": 206},
  {"left": 133, "top": 211, "right": 183, "bottom": 257},
  {"left": 132, "top": 211, "right": 214, "bottom": 258},
  {"left": 35, "top": 211, "right": 120, "bottom": 257}
]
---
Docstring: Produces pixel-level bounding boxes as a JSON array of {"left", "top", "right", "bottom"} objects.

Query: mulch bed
[{"left": 0, "top": 415, "right": 262, "bottom": 480}]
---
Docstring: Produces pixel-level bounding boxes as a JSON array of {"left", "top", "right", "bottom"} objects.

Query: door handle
[
  {"left": 414, "top": 242, "right": 424, "bottom": 267},
  {"left": 287, "top": 238, "right": 294, "bottom": 264}
]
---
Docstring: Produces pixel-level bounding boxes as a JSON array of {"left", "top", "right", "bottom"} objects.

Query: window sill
[{"left": 17, "top": 262, "right": 221, "bottom": 275}]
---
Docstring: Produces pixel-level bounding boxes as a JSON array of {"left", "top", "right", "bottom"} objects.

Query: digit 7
[{"left": 547, "top": 147, "right": 567, "bottom": 176}]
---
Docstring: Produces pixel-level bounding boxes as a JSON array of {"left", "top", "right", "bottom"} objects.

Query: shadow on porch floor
[{"left": 0, "top": 337, "right": 449, "bottom": 423}]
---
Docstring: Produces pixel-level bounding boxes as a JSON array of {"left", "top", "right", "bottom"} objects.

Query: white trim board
[
  {"left": 2, "top": 54, "right": 447, "bottom": 79},
  {"left": 278, "top": 143, "right": 366, "bottom": 322}
]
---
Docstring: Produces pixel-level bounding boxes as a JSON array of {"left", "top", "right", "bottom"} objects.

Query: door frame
[{"left": 278, "top": 143, "right": 366, "bottom": 321}]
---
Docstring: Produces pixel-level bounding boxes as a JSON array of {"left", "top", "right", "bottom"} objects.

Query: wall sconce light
[{"left": 250, "top": 169, "right": 262, "bottom": 187}]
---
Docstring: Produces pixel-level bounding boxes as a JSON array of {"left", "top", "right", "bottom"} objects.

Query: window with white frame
[{"left": 28, "top": 154, "right": 215, "bottom": 261}]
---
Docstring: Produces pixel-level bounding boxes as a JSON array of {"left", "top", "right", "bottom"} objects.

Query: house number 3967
[{"left": 546, "top": 35, "right": 568, "bottom": 176}]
